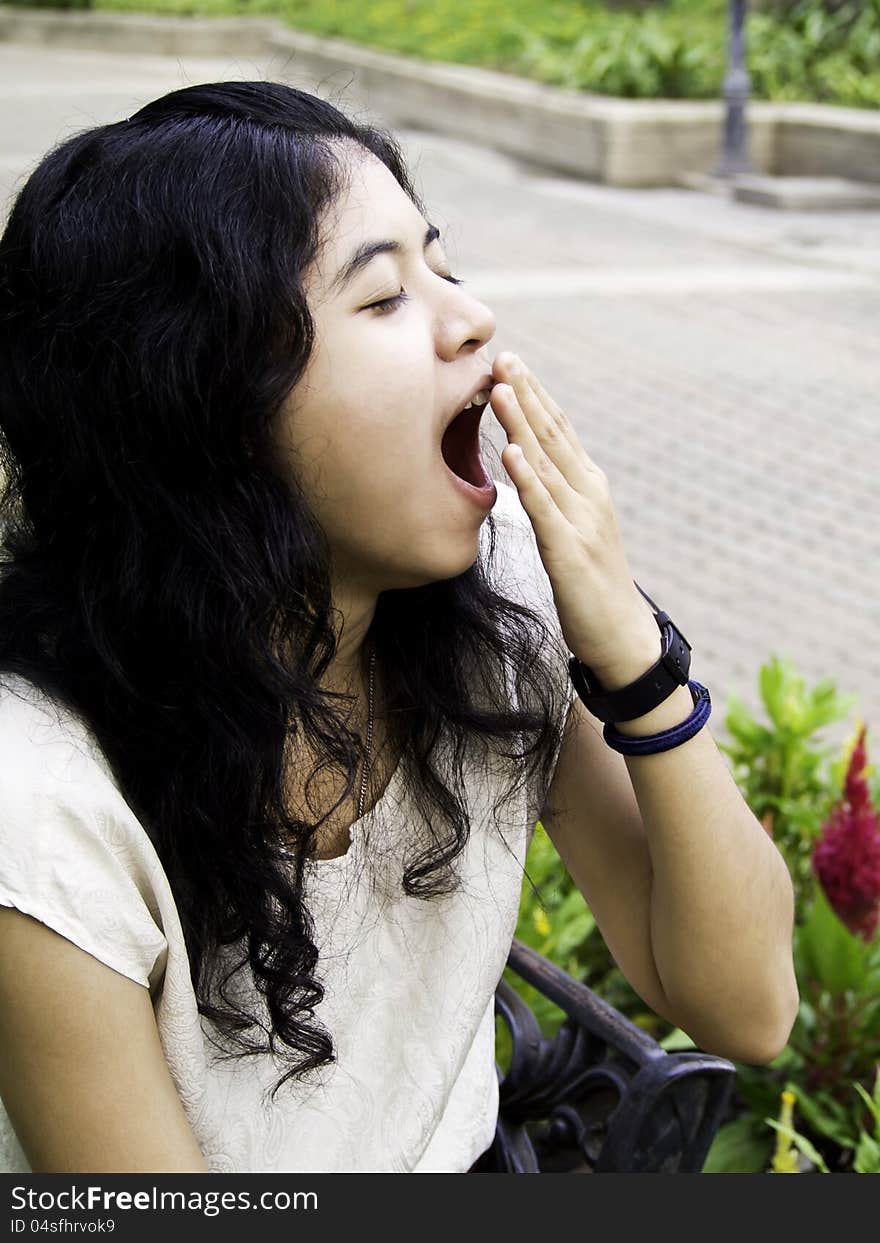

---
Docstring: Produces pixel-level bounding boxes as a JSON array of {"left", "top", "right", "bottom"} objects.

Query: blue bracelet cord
[{"left": 603, "top": 681, "right": 712, "bottom": 756}]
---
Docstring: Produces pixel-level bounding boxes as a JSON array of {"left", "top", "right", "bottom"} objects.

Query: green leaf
[
  {"left": 787, "top": 1082, "right": 856, "bottom": 1149},
  {"left": 852, "top": 1079, "right": 880, "bottom": 1132},
  {"left": 766, "top": 1120, "right": 830, "bottom": 1173},
  {"left": 702, "top": 1115, "right": 772, "bottom": 1174},
  {"left": 853, "top": 1134, "right": 880, "bottom": 1174},
  {"left": 759, "top": 655, "right": 797, "bottom": 727},
  {"left": 798, "top": 886, "right": 871, "bottom": 993},
  {"left": 723, "top": 689, "right": 773, "bottom": 749},
  {"left": 801, "top": 682, "right": 858, "bottom": 735},
  {"left": 658, "top": 1027, "right": 697, "bottom": 1052},
  {"left": 552, "top": 908, "right": 596, "bottom": 957}
]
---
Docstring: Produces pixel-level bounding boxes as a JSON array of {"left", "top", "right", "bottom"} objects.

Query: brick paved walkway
[
  {"left": 2, "top": 41, "right": 877, "bottom": 759},
  {"left": 406, "top": 131, "right": 880, "bottom": 758}
]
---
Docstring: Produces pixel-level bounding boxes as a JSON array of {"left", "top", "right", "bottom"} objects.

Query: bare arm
[
  {"left": 0, "top": 906, "right": 210, "bottom": 1173},
  {"left": 486, "top": 352, "right": 798, "bottom": 1062},
  {"left": 542, "top": 687, "right": 799, "bottom": 1065}
]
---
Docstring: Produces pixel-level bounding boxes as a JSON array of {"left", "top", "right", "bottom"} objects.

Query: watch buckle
[{"left": 659, "top": 619, "right": 691, "bottom": 685}]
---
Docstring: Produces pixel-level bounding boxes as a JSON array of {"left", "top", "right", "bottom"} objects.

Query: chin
[
  {"left": 384, "top": 543, "right": 478, "bottom": 592},
  {"left": 424, "top": 542, "right": 482, "bottom": 587}
]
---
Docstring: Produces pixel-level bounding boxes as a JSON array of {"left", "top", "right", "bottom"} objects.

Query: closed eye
[{"left": 368, "top": 274, "right": 466, "bottom": 315}]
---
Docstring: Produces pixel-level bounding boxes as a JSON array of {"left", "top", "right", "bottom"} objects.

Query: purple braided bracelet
[{"left": 603, "top": 680, "right": 712, "bottom": 756}]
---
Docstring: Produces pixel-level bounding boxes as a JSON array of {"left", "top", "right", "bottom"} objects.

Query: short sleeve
[{"left": 0, "top": 696, "right": 168, "bottom": 991}]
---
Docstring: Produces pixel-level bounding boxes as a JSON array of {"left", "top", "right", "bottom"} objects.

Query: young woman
[{"left": 0, "top": 80, "right": 798, "bottom": 1174}]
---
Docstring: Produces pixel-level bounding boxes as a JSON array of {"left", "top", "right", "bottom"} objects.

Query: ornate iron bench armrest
[{"left": 472, "top": 938, "right": 737, "bottom": 1173}]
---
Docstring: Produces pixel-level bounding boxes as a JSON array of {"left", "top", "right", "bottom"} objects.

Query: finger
[
  {"left": 522, "top": 366, "right": 604, "bottom": 475},
  {"left": 492, "top": 353, "right": 606, "bottom": 492},
  {"left": 501, "top": 443, "right": 571, "bottom": 556},
  {"left": 490, "top": 382, "right": 574, "bottom": 504},
  {"left": 505, "top": 363, "right": 598, "bottom": 490},
  {"left": 513, "top": 360, "right": 607, "bottom": 482},
  {"left": 491, "top": 375, "right": 600, "bottom": 529}
]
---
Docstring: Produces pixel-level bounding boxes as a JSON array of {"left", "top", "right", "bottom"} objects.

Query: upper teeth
[{"left": 461, "top": 389, "right": 491, "bottom": 412}]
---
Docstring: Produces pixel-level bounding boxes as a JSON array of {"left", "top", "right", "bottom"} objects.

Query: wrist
[
  {"left": 582, "top": 634, "right": 662, "bottom": 694},
  {"left": 575, "top": 631, "right": 697, "bottom": 737},
  {"left": 612, "top": 681, "right": 698, "bottom": 738}
]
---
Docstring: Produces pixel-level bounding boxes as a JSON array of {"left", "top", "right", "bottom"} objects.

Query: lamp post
[{"left": 714, "top": 0, "right": 754, "bottom": 176}]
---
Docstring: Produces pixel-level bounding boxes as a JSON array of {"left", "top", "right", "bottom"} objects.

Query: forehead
[
  {"left": 311, "top": 153, "right": 427, "bottom": 284},
  {"left": 336, "top": 151, "right": 413, "bottom": 217}
]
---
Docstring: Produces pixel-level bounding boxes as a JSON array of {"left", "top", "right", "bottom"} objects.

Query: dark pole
[{"left": 714, "top": 0, "right": 754, "bottom": 176}]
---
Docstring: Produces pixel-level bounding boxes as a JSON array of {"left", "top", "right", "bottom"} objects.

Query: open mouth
[{"left": 440, "top": 403, "right": 490, "bottom": 488}]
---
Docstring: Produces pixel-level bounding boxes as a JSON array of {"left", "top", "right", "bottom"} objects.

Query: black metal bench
[{"left": 470, "top": 938, "right": 737, "bottom": 1173}]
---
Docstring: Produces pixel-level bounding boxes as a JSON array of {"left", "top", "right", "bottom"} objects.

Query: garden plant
[
  {"left": 507, "top": 653, "right": 880, "bottom": 1174},
  {"left": 8, "top": 0, "right": 880, "bottom": 110}
]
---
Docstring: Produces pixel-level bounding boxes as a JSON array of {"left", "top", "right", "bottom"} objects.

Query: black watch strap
[{"left": 568, "top": 583, "right": 692, "bottom": 724}]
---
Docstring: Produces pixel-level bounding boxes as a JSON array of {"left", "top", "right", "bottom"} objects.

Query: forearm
[
  {"left": 488, "top": 347, "right": 798, "bottom": 1059},
  {"left": 600, "top": 661, "right": 799, "bottom": 1063}
]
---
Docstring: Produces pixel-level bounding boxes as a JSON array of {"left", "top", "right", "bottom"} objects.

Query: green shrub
[
  {"left": 748, "top": 0, "right": 880, "bottom": 107},
  {"left": 510, "top": 652, "right": 880, "bottom": 1173},
  {"left": 518, "top": 15, "right": 722, "bottom": 99},
  {"left": 83, "top": 1, "right": 880, "bottom": 108}
]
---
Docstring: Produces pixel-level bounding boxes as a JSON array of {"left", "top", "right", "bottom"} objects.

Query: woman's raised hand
[{"left": 489, "top": 351, "right": 661, "bottom": 687}]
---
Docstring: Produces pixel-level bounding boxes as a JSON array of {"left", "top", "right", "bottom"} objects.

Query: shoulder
[
  {"left": 0, "top": 674, "right": 135, "bottom": 850},
  {"left": 0, "top": 675, "right": 115, "bottom": 795},
  {"left": 0, "top": 675, "right": 170, "bottom": 993}
]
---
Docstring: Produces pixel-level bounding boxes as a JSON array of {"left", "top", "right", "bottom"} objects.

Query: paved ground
[{"left": 2, "top": 39, "right": 878, "bottom": 760}]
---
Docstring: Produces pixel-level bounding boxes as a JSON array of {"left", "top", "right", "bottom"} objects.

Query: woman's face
[{"left": 276, "top": 150, "right": 499, "bottom": 597}]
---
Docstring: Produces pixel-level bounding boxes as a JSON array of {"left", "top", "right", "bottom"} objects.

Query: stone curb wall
[{"left": 2, "top": 6, "right": 879, "bottom": 186}]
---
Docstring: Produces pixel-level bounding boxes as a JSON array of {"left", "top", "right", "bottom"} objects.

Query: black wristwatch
[{"left": 567, "top": 582, "right": 692, "bottom": 725}]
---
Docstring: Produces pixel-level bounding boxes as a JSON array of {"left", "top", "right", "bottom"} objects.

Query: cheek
[
  {"left": 349, "top": 398, "right": 432, "bottom": 467},
  {"left": 287, "top": 380, "right": 435, "bottom": 503},
  {"left": 314, "top": 415, "right": 419, "bottom": 506}
]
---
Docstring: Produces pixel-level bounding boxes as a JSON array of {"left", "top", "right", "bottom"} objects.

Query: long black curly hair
[{"left": 0, "top": 80, "right": 570, "bottom": 1099}]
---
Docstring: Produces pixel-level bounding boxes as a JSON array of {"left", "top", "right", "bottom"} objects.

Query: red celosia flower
[{"left": 812, "top": 725, "right": 880, "bottom": 941}]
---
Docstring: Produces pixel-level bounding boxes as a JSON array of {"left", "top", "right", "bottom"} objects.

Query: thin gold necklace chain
[{"left": 356, "top": 646, "right": 376, "bottom": 822}]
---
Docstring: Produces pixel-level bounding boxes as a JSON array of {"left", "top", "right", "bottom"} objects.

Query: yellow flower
[
  {"left": 533, "top": 907, "right": 551, "bottom": 937},
  {"left": 770, "top": 1090, "right": 801, "bottom": 1174}
]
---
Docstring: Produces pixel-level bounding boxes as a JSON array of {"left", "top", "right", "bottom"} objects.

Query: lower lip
[{"left": 443, "top": 458, "right": 497, "bottom": 511}]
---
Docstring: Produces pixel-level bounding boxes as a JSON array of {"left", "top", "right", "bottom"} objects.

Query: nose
[{"left": 438, "top": 284, "right": 496, "bottom": 360}]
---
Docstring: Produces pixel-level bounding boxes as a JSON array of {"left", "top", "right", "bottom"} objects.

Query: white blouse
[{"left": 0, "top": 481, "right": 576, "bottom": 1173}]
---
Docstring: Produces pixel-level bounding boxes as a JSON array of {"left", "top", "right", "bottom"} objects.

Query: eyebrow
[{"left": 329, "top": 223, "right": 441, "bottom": 295}]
